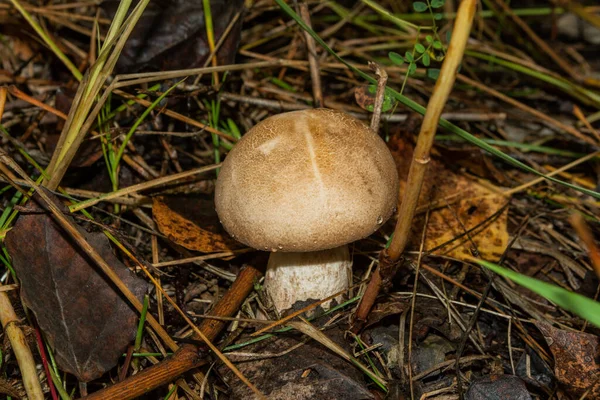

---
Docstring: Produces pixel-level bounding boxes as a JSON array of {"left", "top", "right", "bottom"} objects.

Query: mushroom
[{"left": 215, "top": 109, "right": 399, "bottom": 313}]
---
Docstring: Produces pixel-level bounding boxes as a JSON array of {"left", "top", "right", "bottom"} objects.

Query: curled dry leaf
[
  {"left": 153, "top": 195, "right": 241, "bottom": 252},
  {"left": 535, "top": 321, "right": 600, "bottom": 398},
  {"left": 389, "top": 135, "right": 509, "bottom": 260},
  {"left": 5, "top": 194, "right": 147, "bottom": 382}
]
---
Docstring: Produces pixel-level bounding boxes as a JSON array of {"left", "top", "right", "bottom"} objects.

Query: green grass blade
[
  {"left": 115, "top": 78, "right": 185, "bottom": 165},
  {"left": 476, "top": 259, "right": 600, "bottom": 328},
  {"left": 273, "top": 0, "right": 600, "bottom": 200}
]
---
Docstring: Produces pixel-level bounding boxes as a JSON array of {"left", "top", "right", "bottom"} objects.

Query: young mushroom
[{"left": 215, "top": 108, "right": 399, "bottom": 313}]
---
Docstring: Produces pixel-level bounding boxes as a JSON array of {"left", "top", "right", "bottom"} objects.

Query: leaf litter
[
  {"left": 1, "top": 0, "right": 600, "bottom": 398},
  {"left": 5, "top": 192, "right": 147, "bottom": 382}
]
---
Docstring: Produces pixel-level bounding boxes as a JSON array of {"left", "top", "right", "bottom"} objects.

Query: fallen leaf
[
  {"left": 102, "top": 0, "right": 244, "bottom": 73},
  {"left": 5, "top": 194, "right": 148, "bottom": 382},
  {"left": 153, "top": 195, "right": 241, "bottom": 252},
  {"left": 535, "top": 321, "right": 600, "bottom": 398},
  {"left": 354, "top": 84, "right": 395, "bottom": 113},
  {"left": 363, "top": 297, "right": 409, "bottom": 330},
  {"left": 389, "top": 135, "right": 509, "bottom": 261}
]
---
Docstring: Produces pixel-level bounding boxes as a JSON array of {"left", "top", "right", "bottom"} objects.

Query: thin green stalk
[
  {"left": 467, "top": 50, "right": 600, "bottom": 108},
  {"left": 436, "top": 135, "right": 588, "bottom": 158},
  {"left": 115, "top": 80, "right": 184, "bottom": 166},
  {"left": 361, "top": 0, "right": 421, "bottom": 32},
  {"left": 134, "top": 295, "right": 149, "bottom": 351},
  {"left": 223, "top": 296, "right": 361, "bottom": 352}
]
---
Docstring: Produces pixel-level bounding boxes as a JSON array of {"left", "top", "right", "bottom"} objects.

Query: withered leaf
[
  {"left": 535, "top": 321, "right": 600, "bottom": 398},
  {"left": 5, "top": 194, "right": 148, "bottom": 382},
  {"left": 389, "top": 135, "right": 509, "bottom": 261},
  {"left": 153, "top": 195, "right": 241, "bottom": 252}
]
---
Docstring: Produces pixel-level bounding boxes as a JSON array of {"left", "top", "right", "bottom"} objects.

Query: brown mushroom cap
[{"left": 215, "top": 109, "right": 399, "bottom": 252}]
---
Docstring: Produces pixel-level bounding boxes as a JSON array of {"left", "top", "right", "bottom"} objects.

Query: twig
[
  {"left": 68, "top": 163, "right": 221, "bottom": 212},
  {"left": 455, "top": 75, "right": 594, "bottom": 146},
  {"left": 493, "top": 0, "right": 580, "bottom": 81},
  {"left": 368, "top": 62, "right": 388, "bottom": 132},
  {"left": 0, "top": 291, "right": 44, "bottom": 400},
  {"left": 570, "top": 213, "right": 600, "bottom": 279},
  {"left": 352, "top": 0, "right": 478, "bottom": 330},
  {"left": 300, "top": 2, "right": 323, "bottom": 107},
  {"left": 83, "top": 261, "right": 265, "bottom": 400}
]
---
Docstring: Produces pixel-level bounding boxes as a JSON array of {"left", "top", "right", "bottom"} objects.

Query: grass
[{"left": 475, "top": 259, "right": 600, "bottom": 328}]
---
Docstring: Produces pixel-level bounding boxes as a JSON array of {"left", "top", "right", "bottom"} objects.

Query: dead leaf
[
  {"left": 363, "top": 297, "right": 409, "bottom": 330},
  {"left": 389, "top": 135, "right": 509, "bottom": 261},
  {"left": 5, "top": 194, "right": 148, "bottom": 382},
  {"left": 102, "top": 0, "right": 244, "bottom": 73},
  {"left": 153, "top": 195, "right": 241, "bottom": 252},
  {"left": 535, "top": 321, "right": 600, "bottom": 398}
]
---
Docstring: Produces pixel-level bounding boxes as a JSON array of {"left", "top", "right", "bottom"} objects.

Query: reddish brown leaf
[
  {"left": 535, "top": 321, "right": 600, "bottom": 398},
  {"left": 5, "top": 195, "right": 147, "bottom": 382},
  {"left": 153, "top": 195, "right": 241, "bottom": 252}
]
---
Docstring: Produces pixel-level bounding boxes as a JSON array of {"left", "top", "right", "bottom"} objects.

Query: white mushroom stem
[{"left": 264, "top": 245, "right": 352, "bottom": 313}]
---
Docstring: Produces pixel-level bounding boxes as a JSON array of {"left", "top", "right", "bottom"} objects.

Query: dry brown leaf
[
  {"left": 389, "top": 135, "right": 509, "bottom": 261},
  {"left": 536, "top": 321, "right": 600, "bottom": 398},
  {"left": 5, "top": 194, "right": 148, "bottom": 382},
  {"left": 153, "top": 195, "right": 241, "bottom": 252}
]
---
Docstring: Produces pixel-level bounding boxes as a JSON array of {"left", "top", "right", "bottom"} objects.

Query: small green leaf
[
  {"left": 381, "top": 93, "right": 396, "bottom": 113},
  {"left": 405, "top": 51, "right": 414, "bottom": 62},
  {"left": 412, "top": 1, "right": 428, "bottom": 12},
  {"left": 431, "top": 0, "right": 445, "bottom": 8},
  {"left": 388, "top": 51, "right": 404, "bottom": 65},
  {"left": 426, "top": 35, "right": 433, "bottom": 43},
  {"left": 408, "top": 62, "right": 417, "bottom": 76},
  {"left": 415, "top": 43, "right": 426, "bottom": 53},
  {"left": 446, "top": 30, "right": 452, "bottom": 43},
  {"left": 422, "top": 53, "right": 431, "bottom": 67},
  {"left": 427, "top": 68, "right": 440, "bottom": 79},
  {"left": 433, "top": 40, "right": 443, "bottom": 49},
  {"left": 434, "top": 13, "right": 443, "bottom": 20}
]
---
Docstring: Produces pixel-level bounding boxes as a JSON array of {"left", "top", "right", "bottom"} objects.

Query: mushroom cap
[{"left": 215, "top": 108, "right": 399, "bottom": 252}]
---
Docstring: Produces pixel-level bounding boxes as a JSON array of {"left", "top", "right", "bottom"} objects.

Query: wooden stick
[
  {"left": 368, "top": 62, "right": 388, "bottom": 132},
  {"left": 0, "top": 292, "right": 44, "bottom": 400},
  {"left": 82, "top": 261, "right": 265, "bottom": 400},
  {"left": 300, "top": 2, "right": 323, "bottom": 107},
  {"left": 353, "top": 0, "right": 478, "bottom": 329}
]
